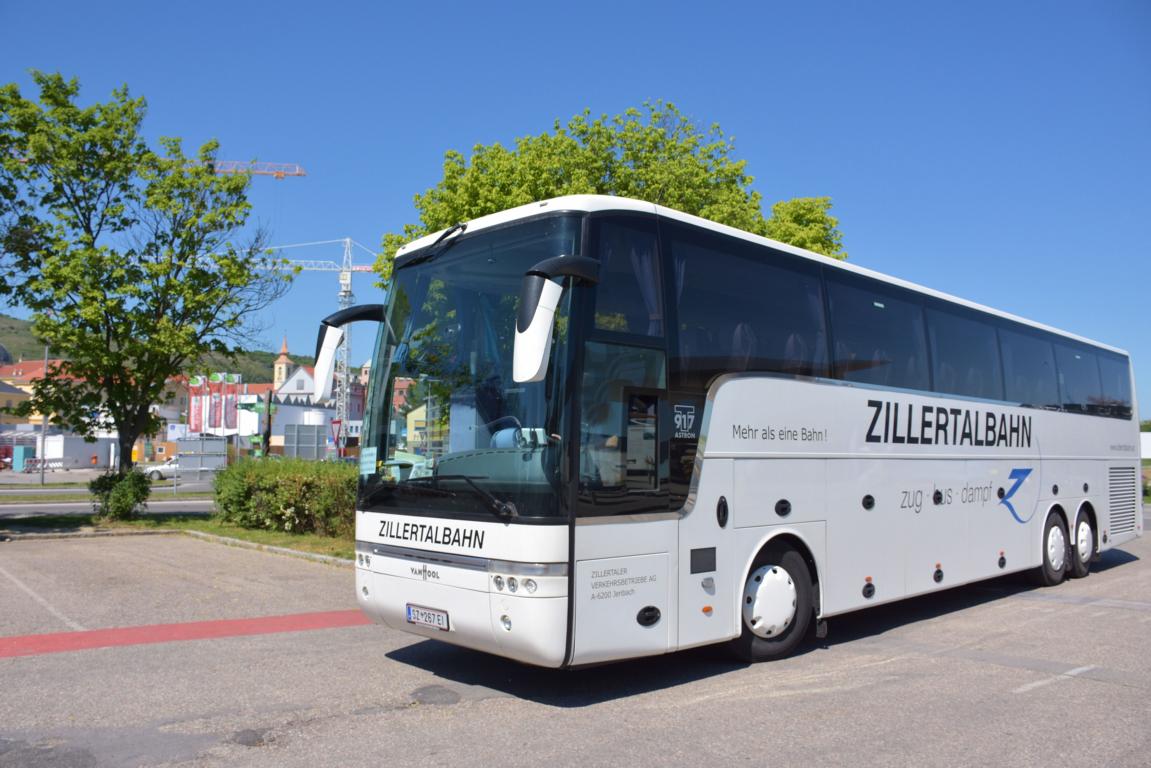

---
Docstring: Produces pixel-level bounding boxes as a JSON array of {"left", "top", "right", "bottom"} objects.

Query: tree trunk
[{"left": 117, "top": 429, "right": 138, "bottom": 473}]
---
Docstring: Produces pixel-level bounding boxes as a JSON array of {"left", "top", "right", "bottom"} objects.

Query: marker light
[
  {"left": 523, "top": 579, "right": 538, "bottom": 594},
  {"left": 500, "top": 615, "right": 512, "bottom": 631},
  {"left": 493, "top": 575, "right": 505, "bottom": 591},
  {"left": 507, "top": 577, "right": 518, "bottom": 593}
]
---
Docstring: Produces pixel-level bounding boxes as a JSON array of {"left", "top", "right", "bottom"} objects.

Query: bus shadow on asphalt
[
  {"left": 386, "top": 641, "right": 745, "bottom": 707},
  {"left": 1086, "top": 546, "right": 1139, "bottom": 573},
  {"left": 817, "top": 546, "right": 1139, "bottom": 650},
  {"left": 386, "top": 547, "right": 1141, "bottom": 706}
]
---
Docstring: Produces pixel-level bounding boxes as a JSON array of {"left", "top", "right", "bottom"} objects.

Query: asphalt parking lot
[{"left": 2, "top": 521, "right": 1149, "bottom": 768}]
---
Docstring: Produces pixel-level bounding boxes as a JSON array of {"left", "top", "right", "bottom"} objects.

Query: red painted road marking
[{"left": 0, "top": 609, "right": 372, "bottom": 659}]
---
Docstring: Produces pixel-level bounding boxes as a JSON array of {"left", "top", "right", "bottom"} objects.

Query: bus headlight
[
  {"left": 507, "top": 577, "right": 518, "bottom": 593},
  {"left": 493, "top": 575, "right": 505, "bottom": 591},
  {"left": 523, "top": 579, "right": 538, "bottom": 593}
]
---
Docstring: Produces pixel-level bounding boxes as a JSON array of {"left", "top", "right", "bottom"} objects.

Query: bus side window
[
  {"left": 665, "top": 221, "right": 829, "bottom": 389},
  {"left": 826, "top": 274, "right": 929, "bottom": 392},
  {"left": 591, "top": 218, "right": 663, "bottom": 337},
  {"left": 578, "top": 342, "right": 667, "bottom": 516}
]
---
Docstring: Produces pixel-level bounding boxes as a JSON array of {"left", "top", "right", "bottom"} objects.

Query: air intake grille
[{"left": 1108, "top": 466, "right": 1138, "bottom": 535}]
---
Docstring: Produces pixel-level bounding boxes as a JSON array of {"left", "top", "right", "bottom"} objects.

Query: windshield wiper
[
  {"left": 426, "top": 473, "right": 519, "bottom": 520},
  {"left": 397, "top": 222, "right": 468, "bottom": 271}
]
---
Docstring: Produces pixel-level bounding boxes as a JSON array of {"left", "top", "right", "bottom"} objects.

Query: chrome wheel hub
[
  {"left": 1047, "top": 524, "right": 1067, "bottom": 572},
  {"left": 742, "top": 564, "right": 797, "bottom": 639},
  {"left": 1076, "top": 520, "right": 1092, "bottom": 563}
]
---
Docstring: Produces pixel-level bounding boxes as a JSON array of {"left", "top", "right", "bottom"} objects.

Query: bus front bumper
[{"left": 355, "top": 560, "right": 569, "bottom": 668}]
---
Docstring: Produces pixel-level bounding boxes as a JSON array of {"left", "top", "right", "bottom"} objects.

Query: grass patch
[{"left": 1, "top": 513, "right": 354, "bottom": 560}]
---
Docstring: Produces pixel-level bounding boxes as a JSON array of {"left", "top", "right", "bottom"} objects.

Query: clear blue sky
[{"left": 3, "top": 1, "right": 1149, "bottom": 415}]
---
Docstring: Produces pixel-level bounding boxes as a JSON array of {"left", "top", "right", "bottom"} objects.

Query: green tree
[
  {"left": 765, "top": 197, "right": 847, "bottom": 259},
  {"left": 0, "top": 72, "right": 291, "bottom": 471},
  {"left": 378, "top": 100, "right": 846, "bottom": 277}
]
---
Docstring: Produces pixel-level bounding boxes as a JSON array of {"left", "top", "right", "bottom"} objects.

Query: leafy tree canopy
[
  {"left": 379, "top": 100, "right": 846, "bottom": 278},
  {"left": 0, "top": 72, "right": 291, "bottom": 470}
]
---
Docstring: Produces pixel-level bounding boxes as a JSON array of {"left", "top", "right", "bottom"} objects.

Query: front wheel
[
  {"left": 1030, "top": 512, "right": 1068, "bottom": 587},
  {"left": 730, "top": 546, "right": 814, "bottom": 662},
  {"left": 148, "top": 470, "right": 162, "bottom": 481},
  {"left": 1069, "top": 512, "right": 1095, "bottom": 579}
]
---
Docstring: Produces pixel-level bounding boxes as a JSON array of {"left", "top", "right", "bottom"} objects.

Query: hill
[
  {"left": 0, "top": 314, "right": 47, "bottom": 362},
  {"left": 0, "top": 313, "right": 313, "bottom": 382}
]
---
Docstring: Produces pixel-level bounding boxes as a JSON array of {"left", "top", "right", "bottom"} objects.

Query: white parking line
[
  {"left": 1013, "top": 665, "right": 1096, "bottom": 694},
  {"left": 0, "top": 564, "right": 86, "bottom": 632}
]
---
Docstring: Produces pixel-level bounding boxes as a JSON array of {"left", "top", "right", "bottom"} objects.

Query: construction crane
[
  {"left": 206, "top": 162, "right": 373, "bottom": 455},
  {"left": 213, "top": 161, "right": 307, "bottom": 179},
  {"left": 266, "top": 238, "right": 378, "bottom": 455}
]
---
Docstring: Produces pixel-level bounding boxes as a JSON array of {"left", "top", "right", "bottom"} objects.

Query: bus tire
[
  {"left": 731, "top": 546, "right": 813, "bottom": 662},
  {"left": 1069, "top": 511, "right": 1094, "bottom": 579},
  {"left": 1030, "top": 512, "right": 1068, "bottom": 587}
]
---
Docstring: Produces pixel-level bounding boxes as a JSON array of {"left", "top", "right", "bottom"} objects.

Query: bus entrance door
[{"left": 570, "top": 343, "right": 673, "bottom": 665}]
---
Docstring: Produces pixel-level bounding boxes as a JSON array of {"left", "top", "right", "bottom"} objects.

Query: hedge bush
[
  {"left": 214, "top": 458, "right": 356, "bottom": 537},
  {"left": 89, "top": 470, "right": 151, "bottom": 520}
]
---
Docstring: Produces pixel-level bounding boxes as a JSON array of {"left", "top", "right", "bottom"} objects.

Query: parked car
[{"left": 144, "top": 457, "right": 179, "bottom": 480}]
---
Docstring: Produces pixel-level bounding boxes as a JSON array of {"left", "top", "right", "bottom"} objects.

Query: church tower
[{"left": 273, "top": 336, "right": 293, "bottom": 390}]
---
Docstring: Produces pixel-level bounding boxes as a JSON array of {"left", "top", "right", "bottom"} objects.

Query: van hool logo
[
  {"left": 410, "top": 563, "right": 440, "bottom": 581},
  {"left": 865, "top": 400, "right": 1032, "bottom": 448},
  {"left": 673, "top": 404, "right": 698, "bottom": 440}
]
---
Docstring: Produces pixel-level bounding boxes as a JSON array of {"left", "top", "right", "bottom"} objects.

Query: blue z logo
[{"left": 999, "top": 468, "right": 1033, "bottom": 523}]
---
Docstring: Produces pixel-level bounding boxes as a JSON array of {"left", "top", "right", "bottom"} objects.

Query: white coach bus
[{"left": 313, "top": 195, "right": 1142, "bottom": 667}]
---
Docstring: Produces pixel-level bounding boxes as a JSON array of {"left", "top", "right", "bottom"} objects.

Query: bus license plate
[{"left": 406, "top": 604, "right": 450, "bottom": 631}]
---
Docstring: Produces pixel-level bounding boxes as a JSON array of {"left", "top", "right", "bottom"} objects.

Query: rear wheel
[
  {"left": 731, "top": 546, "right": 813, "bottom": 662},
  {"left": 1069, "top": 511, "right": 1095, "bottom": 579},
  {"left": 148, "top": 470, "right": 162, "bottom": 481},
  {"left": 1030, "top": 512, "right": 1068, "bottom": 587}
]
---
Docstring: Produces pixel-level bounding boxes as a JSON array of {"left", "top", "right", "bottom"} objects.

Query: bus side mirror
[
  {"left": 513, "top": 256, "right": 599, "bottom": 384},
  {"left": 312, "top": 304, "right": 387, "bottom": 403},
  {"left": 514, "top": 274, "right": 563, "bottom": 383}
]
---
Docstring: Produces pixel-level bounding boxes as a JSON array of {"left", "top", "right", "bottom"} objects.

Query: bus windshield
[{"left": 359, "top": 214, "right": 581, "bottom": 521}]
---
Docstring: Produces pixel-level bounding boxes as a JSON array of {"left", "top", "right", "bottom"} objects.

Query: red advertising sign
[
  {"left": 189, "top": 375, "right": 205, "bottom": 433},
  {"left": 224, "top": 373, "right": 241, "bottom": 430},
  {"left": 208, "top": 373, "right": 223, "bottom": 429}
]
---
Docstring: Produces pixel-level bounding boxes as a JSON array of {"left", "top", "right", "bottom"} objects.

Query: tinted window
[
  {"left": 666, "top": 223, "right": 829, "bottom": 389},
  {"left": 999, "top": 326, "right": 1059, "bottom": 408},
  {"left": 926, "top": 305, "right": 1004, "bottom": 400},
  {"left": 592, "top": 218, "right": 663, "bottom": 337},
  {"left": 578, "top": 342, "right": 667, "bottom": 516},
  {"left": 1054, "top": 343, "right": 1102, "bottom": 414},
  {"left": 1097, "top": 352, "right": 1133, "bottom": 419},
  {"left": 827, "top": 274, "right": 929, "bottom": 391}
]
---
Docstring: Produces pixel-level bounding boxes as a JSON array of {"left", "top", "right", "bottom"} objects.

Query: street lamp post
[{"left": 39, "top": 344, "right": 48, "bottom": 486}]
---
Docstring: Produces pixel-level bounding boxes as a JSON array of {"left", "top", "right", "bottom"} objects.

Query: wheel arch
[
  {"left": 1045, "top": 503, "right": 1069, "bottom": 531},
  {"left": 739, "top": 530, "right": 823, "bottom": 620}
]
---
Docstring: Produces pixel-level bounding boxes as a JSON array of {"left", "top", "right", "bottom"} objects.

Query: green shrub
[
  {"left": 89, "top": 470, "right": 151, "bottom": 520},
  {"left": 213, "top": 458, "right": 356, "bottom": 537}
]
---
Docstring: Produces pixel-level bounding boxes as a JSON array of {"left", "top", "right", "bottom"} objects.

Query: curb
[
  {"left": 0, "top": 526, "right": 354, "bottom": 568},
  {"left": 180, "top": 530, "right": 354, "bottom": 568},
  {"left": 0, "top": 528, "right": 181, "bottom": 542}
]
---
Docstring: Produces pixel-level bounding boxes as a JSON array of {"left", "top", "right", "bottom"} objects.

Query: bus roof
[{"left": 395, "top": 195, "right": 1128, "bottom": 357}]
